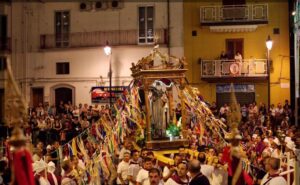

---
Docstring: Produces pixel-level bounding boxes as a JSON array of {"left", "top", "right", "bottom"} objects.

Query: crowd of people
[
  {"left": 191, "top": 99, "right": 297, "bottom": 185},
  {"left": 25, "top": 101, "right": 112, "bottom": 146},
  {"left": 0, "top": 98, "right": 298, "bottom": 185}
]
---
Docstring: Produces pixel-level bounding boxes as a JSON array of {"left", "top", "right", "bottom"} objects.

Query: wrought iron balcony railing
[
  {"left": 201, "top": 59, "right": 268, "bottom": 78},
  {"left": 200, "top": 4, "right": 268, "bottom": 25},
  {"left": 0, "top": 38, "right": 11, "bottom": 52},
  {"left": 40, "top": 29, "right": 167, "bottom": 49}
]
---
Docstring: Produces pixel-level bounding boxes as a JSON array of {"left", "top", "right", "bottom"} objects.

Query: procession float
[{"left": 114, "top": 46, "right": 231, "bottom": 162}]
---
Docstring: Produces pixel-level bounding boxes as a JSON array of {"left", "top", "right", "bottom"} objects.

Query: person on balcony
[
  {"left": 234, "top": 51, "right": 243, "bottom": 75},
  {"left": 220, "top": 51, "right": 228, "bottom": 60},
  {"left": 234, "top": 51, "right": 242, "bottom": 62}
]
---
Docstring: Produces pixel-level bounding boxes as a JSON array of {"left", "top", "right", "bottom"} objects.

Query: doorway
[
  {"left": 226, "top": 39, "right": 244, "bottom": 59},
  {"left": 31, "top": 88, "right": 44, "bottom": 107},
  {"left": 55, "top": 87, "right": 73, "bottom": 106}
]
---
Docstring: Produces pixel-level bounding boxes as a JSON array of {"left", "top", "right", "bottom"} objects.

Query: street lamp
[
  {"left": 266, "top": 35, "right": 273, "bottom": 108},
  {"left": 103, "top": 41, "right": 112, "bottom": 108}
]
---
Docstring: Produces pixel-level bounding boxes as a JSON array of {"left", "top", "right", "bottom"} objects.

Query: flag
[
  {"left": 58, "top": 146, "right": 63, "bottom": 162},
  {"left": 72, "top": 138, "right": 78, "bottom": 156},
  {"left": 243, "top": 170, "right": 254, "bottom": 185},
  {"left": 68, "top": 144, "right": 73, "bottom": 157},
  {"left": 4, "top": 59, "right": 27, "bottom": 128}
]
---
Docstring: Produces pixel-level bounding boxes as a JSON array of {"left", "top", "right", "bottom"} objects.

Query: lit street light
[
  {"left": 103, "top": 41, "right": 112, "bottom": 108},
  {"left": 266, "top": 35, "right": 273, "bottom": 109}
]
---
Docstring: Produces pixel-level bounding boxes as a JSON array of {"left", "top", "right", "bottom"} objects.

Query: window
[
  {"left": 222, "top": 0, "right": 246, "bottom": 20},
  {"left": 138, "top": 6, "right": 154, "bottom": 44},
  {"left": 55, "top": 11, "right": 70, "bottom": 48},
  {"left": 222, "top": 0, "right": 245, "bottom": 5},
  {"left": 0, "top": 15, "right": 7, "bottom": 51},
  {"left": 56, "top": 62, "right": 69, "bottom": 74}
]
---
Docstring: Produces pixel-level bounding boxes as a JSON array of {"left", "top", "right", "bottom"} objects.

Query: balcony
[
  {"left": 201, "top": 59, "right": 268, "bottom": 82},
  {"left": 0, "top": 38, "right": 11, "bottom": 53},
  {"left": 40, "top": 29, "right": 167, "bottom": 50},
  {"left": 200, "top": 4, "right": 268, "bottom": 26}
]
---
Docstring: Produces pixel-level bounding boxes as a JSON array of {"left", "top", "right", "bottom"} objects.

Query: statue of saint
[{"left": 148, "top": 81, "right": 170, "bottom": 139}]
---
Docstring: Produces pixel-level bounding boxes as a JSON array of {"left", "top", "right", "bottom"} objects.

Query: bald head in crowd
[
  {"left": 188, "top": 159, "right": 210, "bottom": 185},
  {"left": 268, "top": 157, "right": 280, "bottom": 171},
  {"left": 189, "top": 159, "right": 201, "bottom": 174}
]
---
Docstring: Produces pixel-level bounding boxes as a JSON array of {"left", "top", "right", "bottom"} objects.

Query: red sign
[{"left": 91, "top": 86, "right": 127, "bottom": 103}]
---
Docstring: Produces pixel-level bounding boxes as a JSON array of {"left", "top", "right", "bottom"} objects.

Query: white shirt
[
  {"left": 275, "top": 108, "right": 284, "bottom": 115},
  {"left": 211, "top": 167, "right": 228, "bottom": 185},
  {"left": 219, "top": 107, "right": 225, "bottom": 115},
  {"left": 271, "top": 149, "right": 281, "bottom": 159},
  {"left": 288, "top": 158, "right": 295, "bottom": 167},
  {"left": 260, "top": 174, "right": 287, "bottom": 185},
  {"left": 162, "top": 166, "right": 171, "bottom": 178},
  {"left": 270, "top": 108, "right": 276, "bottom": 116},
  {"left": 200, "top": 164, "right": 214, "bottom": 180},
  {"left": 61, "top": 177, "right": 77, "bottom": 185},
  {"left": 234, "top": 54, "right": 242, "bottom": 62},
  {"left": 119, "top": 148, "right": 131, "bottom": 160},
  {"left": 117, "top": 160, "right": 130, "bottom": 184},
  {"left": 38, "top": 176, "right": 50, "bottom": 185},
  {"left": 136, "top": 168, "right": 149, "bottom": 185},
  {"left": 262, "top": 147, "right": 272, "bottom": 157},
  {"left": 128, "top": 161, "right": 141, "bottom": 185},
  {"left": 143, "top": 179, "right": 164, "bottom": 185},
  {"left": 165, "top": 177, "right": 188, "bottom": 185}
]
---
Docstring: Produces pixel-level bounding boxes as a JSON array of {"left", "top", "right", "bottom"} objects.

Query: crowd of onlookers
[
  {"left": 198, "top": 99, "right": 297, "bottom": 185},
  {"left": 0, "top": 98, "right": 298, "bottom": 185},
  {"left": 19, "top": 101, "right": 112, "bottom": 146}
]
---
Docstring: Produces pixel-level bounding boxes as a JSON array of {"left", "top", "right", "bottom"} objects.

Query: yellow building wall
[{"left": 183, "top": 1, "right": 290, "bottom": 105}]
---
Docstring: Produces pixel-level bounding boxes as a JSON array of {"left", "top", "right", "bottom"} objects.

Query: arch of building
[{"left": 50, "top": 84, "right": 76, "bottom": 106}]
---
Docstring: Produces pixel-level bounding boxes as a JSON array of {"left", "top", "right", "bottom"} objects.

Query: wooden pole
[
  {"left": 144, "top": 87, "right": 152, "bottom": 142},
  {"left": 179, "top": 84, "right": 186, "bottom": 139}
]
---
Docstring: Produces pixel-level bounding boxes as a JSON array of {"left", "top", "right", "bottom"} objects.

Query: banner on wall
[
  {"left": 91, "top": 86, "right": 127, "bottom": 103},
  {"left": 216, "top": 84, "right": 255, "bottom": 93}
]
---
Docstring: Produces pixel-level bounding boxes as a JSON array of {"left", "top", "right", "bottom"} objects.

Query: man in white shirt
[
  {"left": 162, "top": 154, "right": 182, "bottom": 182},
  {"left": 234, "top": 51, "right": 243, "bottom": 62},
  {"left": 262, "top": 138, "right": 272, "bottom": 157},
  {"left": 119, "top": 140, "right": 133, "bottom": 161},
  {"left": 283, "top": 138, "right": 296, "bottom": 172},
  {"left": 198, "top": 152, "right": 214, "bottom": 182},
  {"left": 261, "top": 157, "right": 287, "bottom": 185},
  {"left": 128, "top": 150, "right": 141, "bottom": 185},
  {"left": 271, "top": 138, "right": 281, "bottom": 159},
  {"left": 33, "top": 160, "right": 51, "bottom": 185},
  {"left": 117, "top": 152, "right": 130, "bottom": 185},
  {"left": 275, "top": 103, "right": 284, "bottom": 116},
  {"left": 147, "top": 168, "right": 164, "bottom": 185},
  {"left": 219, "top": 105, "right": 226, "bottom": 117},
  {"left": 47, "top": 161, "right": 59, "bottom": 185},
  {"left": 136, "top": 157, "right": 153, "bottom": 185},
  {"left": 61, "top": 160, "right": 77, "bottom": 185},
  {"left": 165, "top": 161, "right": 189, "bottom": 185}
]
